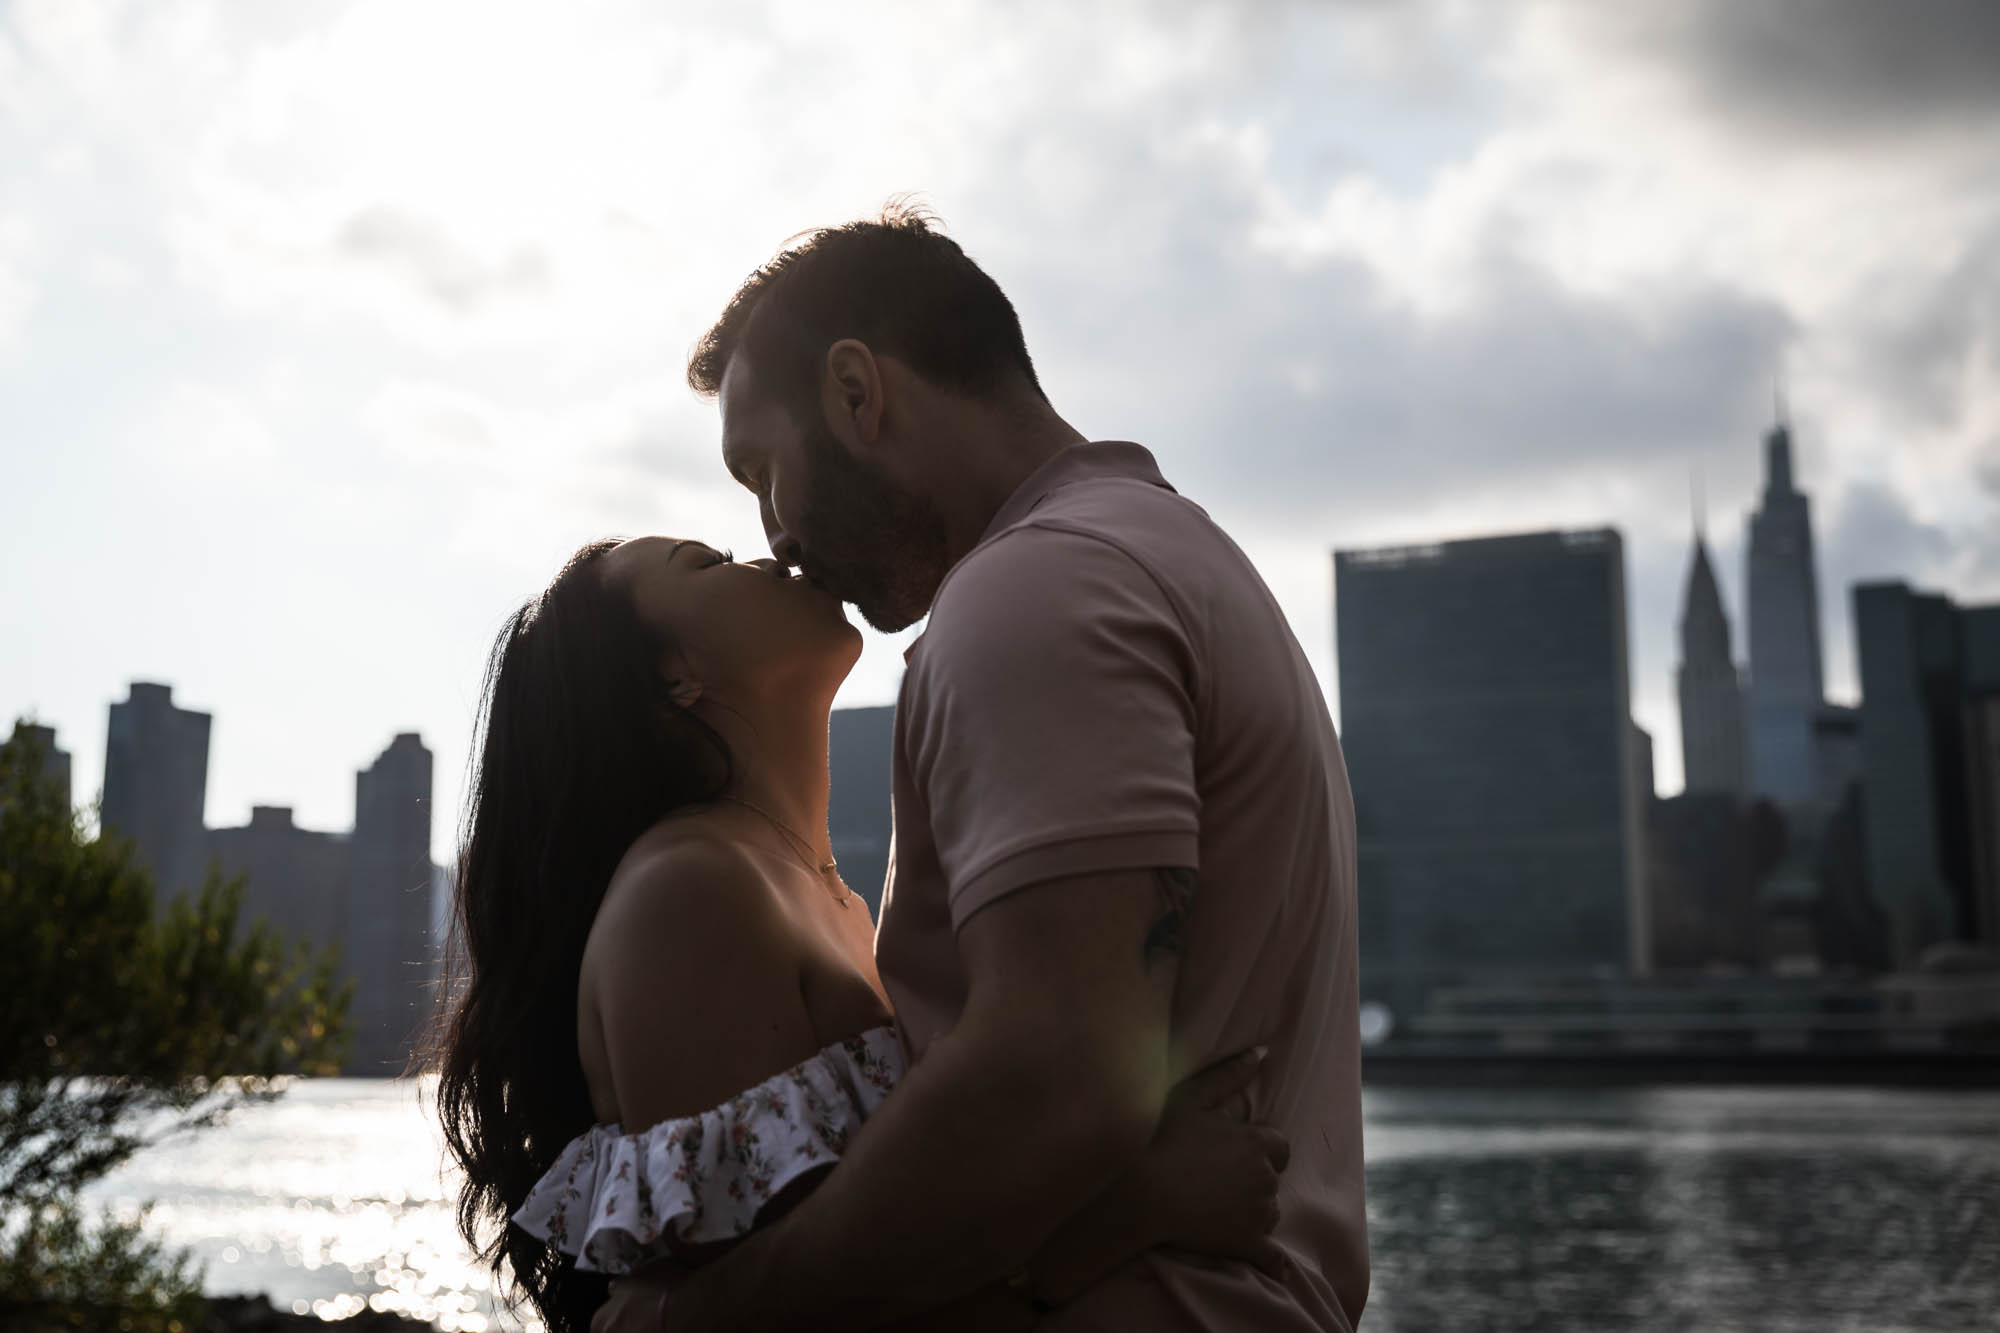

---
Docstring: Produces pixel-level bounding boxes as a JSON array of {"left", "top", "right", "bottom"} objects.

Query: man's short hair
[{"left": 688, "top": 200, "right": 1044, "bottom": 418}]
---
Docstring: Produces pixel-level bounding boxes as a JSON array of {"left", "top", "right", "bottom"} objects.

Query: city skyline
[
  {"left": 18, "top": 437, "right": 1994, "bottom": 1052},
  {"left": 73, "top": 682, "right": 442, "bottom": 1074},
  {"left": 13, "top": 406, "right": 1993, "bottom": 861},
  {"left": 5, "top": 2, "right": 1998, "bottom": 861}
]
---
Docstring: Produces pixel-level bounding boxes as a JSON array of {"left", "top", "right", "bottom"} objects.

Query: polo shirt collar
[
  {"left": 903, "top": 442, "right": 1174, "bottom": 665},
  {"left": 975, "top": 440, "right": 1174, "bottom": 549}
]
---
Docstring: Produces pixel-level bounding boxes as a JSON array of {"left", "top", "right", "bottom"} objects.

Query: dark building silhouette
[
  {"left": 1746, "top": 409, "right": 1827, "bottom": 807},
  {"left": 1812, "top": 783, "right": 1890, "bottom": 973},
  {"left": 1646, "top": 793, "right": 1778, "bottom": 971},
  {"left": 201, "top": 734, "right": 440, "bottom": 1076},
  {"left": 1855, "top": 582, "right": 2000, "bottom": 964},
  {"left": 1630, "top": 721, "right": 1655, "bottom": 802},
  {"left": 206, "top": 806, "right": 348, "bottom": 951},
  {"left": 79, "top": 681, "right": 446, "bottom": 1076},
  {"left": 1677, "top": 527, "right": 1748, "bottom": 796},
  {"left": 345, "top": 733, "right": 435, "bottom": 1073},
  {"left": 102, "top": 682, "right": 211, "bottom": 901},
  {"left": 10, "top": 722, "right": 71, "bottom": 808},
  {"left": 828, "top": 705, "right": 895, "bottom": 915},
  {"left": 1757, "top": 839, "right": 1825, "bottom": 974},
  {"left": 1335, "top": 529, "right": 1647, "bottom": 1019},
  {"left": 1813, "top": 705, "right": 1862, "bottom": 814},
  {"left": 1973, "top": 695, "right": 2000, "bottom": 951}
]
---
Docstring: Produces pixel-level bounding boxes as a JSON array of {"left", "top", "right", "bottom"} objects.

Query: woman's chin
[{"left": 835, "top": 623, "right": 866, "bottom": 669}]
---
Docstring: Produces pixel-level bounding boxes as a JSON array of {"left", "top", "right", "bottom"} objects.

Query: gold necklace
[{"left": 717, "top": 794, "right": 850, "bottom": 908}]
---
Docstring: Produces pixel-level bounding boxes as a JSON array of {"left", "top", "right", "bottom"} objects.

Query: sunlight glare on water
[
  {"left": 84, "top": 1077, "right": 517, "bottom": 1331},
  {"left": 83, "top": 1078, "right": 2000, "bottom": 1332}
]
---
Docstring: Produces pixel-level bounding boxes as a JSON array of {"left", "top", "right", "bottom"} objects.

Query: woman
[{"left": 429, "top": 537, "right": 1287, "bottom": 1332}]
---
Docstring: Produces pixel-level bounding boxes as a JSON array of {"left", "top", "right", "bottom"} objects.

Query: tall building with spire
[
  {"left": 1745, "top": 404, "right": 1826, "bottom": 807},
  {"left": 1676, "top": 517, "right": 1748, "bottom": 797}
]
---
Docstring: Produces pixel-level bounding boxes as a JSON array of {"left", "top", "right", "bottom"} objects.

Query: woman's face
[{"left": 601, "top": 536, "right": 862, "bottom": 706}]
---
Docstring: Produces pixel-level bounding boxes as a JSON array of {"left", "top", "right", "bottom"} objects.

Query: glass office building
[
  {"left": 1853, "top": 582, "right": 2000, "bottom": 964},
  {"left": 1335, "top": 529, "right": 1646, "bottom": 1019},
  {"left": 829, "top": 704, "right": 896, "bottom": 915}
]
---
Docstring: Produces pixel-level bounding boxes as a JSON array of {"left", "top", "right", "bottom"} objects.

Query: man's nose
[
  {"left": 760, "top": 495, "right": 802, "bottom": 569},
  {"left": 766, "top": 528, "right": 804, "bottom": 570}
]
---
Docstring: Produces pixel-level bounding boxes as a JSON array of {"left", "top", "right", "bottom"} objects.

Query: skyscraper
[
  {"left": 206, "top": 806, "right": 349, "bottom": 951},
  {"left": 1854, "top": 582, "right": 2000, "bottom": 964},
  {"left": 1746, "top": 409, "right": 1827, "bottom": 806},
  {"left": 9, "top": 721, "right": 71, "bottom": 809},
  {"left": 101, "top": 682, "right": 212, "bottom": 900},
  {"left": 828, "top": 705, "right": 895, "bottom": 916},
  {"left": 345, "top": 733, "right": 434, "bottom": 1073},
  {"left": 1630, "top": 720, "right": 1655, "bottom": 802},
  {"left": 1677, "top": 526, "right": 1749, "bottom": 796},
  {"left": 1335, "top": 529, "right": 1647, "bottom": 1018},
  {"left": 1645, "top": 792, "right": 1772, "bottom": 971},
  {"left": 1971, "top": 694, "right": 2000, "bottom": 953}
]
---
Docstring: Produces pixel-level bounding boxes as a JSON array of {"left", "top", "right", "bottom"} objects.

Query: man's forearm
[{"left": 672, "top": 1021, "right": 1161, "bottom": 1331}]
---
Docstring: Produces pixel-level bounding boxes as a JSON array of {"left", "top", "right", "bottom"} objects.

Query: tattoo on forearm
[{"left": 1142, "top": 867, "right": 1196, "bottom": 968}]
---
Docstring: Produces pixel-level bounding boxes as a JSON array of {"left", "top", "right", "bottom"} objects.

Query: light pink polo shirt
[{"left": 877, "top": 442, "right": 1368, "bottom": 1332}]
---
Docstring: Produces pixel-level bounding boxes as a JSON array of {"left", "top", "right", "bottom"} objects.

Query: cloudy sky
[{"left": 4, "top": 0, "right": 1998, "bottom": 860}]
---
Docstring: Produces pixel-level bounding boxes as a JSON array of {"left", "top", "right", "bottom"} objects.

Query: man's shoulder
[
  {"left": 938, "top": 479, "right": 1208, "bottom": 610},
  {"left": 924, "top": 512, "right": 1184, "bottom": 656},
  {"left": 1008, "top": 469, "right": 1209, "bottom": 543}
]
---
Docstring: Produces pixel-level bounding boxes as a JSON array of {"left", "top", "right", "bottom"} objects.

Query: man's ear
[
  {"left": 664, "top": 676, "right": 702, "bottom": 709},
  {"left": 821, "top": 339, "right": 884, "bottom": 448}
]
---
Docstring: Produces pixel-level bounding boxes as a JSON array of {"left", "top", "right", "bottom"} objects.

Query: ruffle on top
[{"left": 510, "top": 1025, "right": 904, "bottom": 1274}]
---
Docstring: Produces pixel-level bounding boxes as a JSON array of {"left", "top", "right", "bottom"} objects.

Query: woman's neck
[{"left": 698, "top": 693, "right": 834, "bottom": 865}]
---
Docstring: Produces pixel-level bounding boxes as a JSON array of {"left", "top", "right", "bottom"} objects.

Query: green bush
[
  {"left": 0, "top": 723, "right": 351, "bottom": 1328},
  {"left": 0, "top": 1200, "right": 205, "bottom": 1333}
]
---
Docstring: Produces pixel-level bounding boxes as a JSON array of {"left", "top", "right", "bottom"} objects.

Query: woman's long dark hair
[{"left": 424, "top": 540, "right": 730, "bottom": 1332}]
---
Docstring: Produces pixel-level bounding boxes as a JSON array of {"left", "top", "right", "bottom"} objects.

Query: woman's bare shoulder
[
  {"left": 580, "top": 818, "right": 821, "bottom": 1127},
  {"left": 587, "top": 819, "right": 794, "bottom": 971}
]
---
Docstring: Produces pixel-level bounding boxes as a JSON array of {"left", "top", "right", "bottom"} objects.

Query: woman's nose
[{"left": 747, "top": 557, "right": 790, "bottom": 578}]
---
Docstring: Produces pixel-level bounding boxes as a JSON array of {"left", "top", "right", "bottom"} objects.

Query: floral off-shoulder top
[{"left": 510, "top": 1025, "right": 905, "bottom": 1274}]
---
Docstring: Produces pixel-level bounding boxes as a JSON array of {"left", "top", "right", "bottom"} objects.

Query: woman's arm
[{"left": 589, "top": 1049, "right": 1288, "bottom": 1331}]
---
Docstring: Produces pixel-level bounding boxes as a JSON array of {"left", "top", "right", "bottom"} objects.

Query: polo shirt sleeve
[{"left": 903, "top": 521, "right": 1201, "bottom": 930}]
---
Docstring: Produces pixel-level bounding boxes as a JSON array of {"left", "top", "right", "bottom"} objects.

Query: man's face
[{"left": 718, "top": 360, "right": 949, "bottom": 634}]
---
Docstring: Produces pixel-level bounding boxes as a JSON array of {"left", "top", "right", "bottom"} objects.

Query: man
[{"left": 608, "top": 205, "right": 1367, "bottom": 1330}]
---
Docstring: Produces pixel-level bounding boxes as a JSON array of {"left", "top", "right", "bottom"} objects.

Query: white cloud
[
  {"left": 0, "top": 215, "right": 34, "bottom": 359},
  {"left": 150, "top": 378, "right": 277, "bottom": 471}
]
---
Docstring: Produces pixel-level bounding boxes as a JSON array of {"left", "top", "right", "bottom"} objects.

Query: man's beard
[{"left": 793, "top": 422, "right": 951, "bottom": 633}]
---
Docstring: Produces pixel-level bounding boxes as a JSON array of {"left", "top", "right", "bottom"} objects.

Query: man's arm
[{"left": 657, "top": 863, "right": 1197, "bottom": 1331}]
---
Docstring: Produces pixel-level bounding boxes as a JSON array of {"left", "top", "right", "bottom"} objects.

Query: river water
[{"left": 84, "top": 1080, "right": 2000, "bottom": 1331}]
